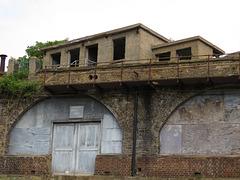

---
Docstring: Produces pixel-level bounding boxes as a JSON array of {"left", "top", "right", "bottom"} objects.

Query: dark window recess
[
  {"left": 176, "top": 47, "right": 191, "bottom": 60},
  {"left": 69, "top": 48, "right": 80, "bottom": 66},
  {"left": 156, "top": 52, "right": 171, "bottom": 61},
  {"left": 51, "top": 52, "right": 61, "bottom": 65},
  {"left": 87, "top": 45, "right": 98, "bottom": 65},
  {"left": 113, "top": 37, "right": 125, "bottom": 60}
]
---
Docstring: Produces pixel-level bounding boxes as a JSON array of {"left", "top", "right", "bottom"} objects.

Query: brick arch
[
  {"left": 7, "top": 95, "right": 123, "bottom": 155},
  {"left": 159, "top": 84, "right": 240, "bottom": 135},
  {"left": 158, "top": 85, "right": 240, "bottom": 155},
  {"left": 89, "top": 94, "right": 135, "bottom": 155},
  {"left": 4, "top": 95, "right": 48, "bottom": 155},
  {"left": 88, "top": 94, "right": 125, "bottom": 132}
]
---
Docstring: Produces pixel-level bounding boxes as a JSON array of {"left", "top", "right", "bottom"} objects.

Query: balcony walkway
[{"left": 42, "top": 53, "right": 240, "bottom": 93}]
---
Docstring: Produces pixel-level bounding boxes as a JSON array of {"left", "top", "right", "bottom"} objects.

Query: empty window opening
[
  {"left": 113, "top": 37, "right": 125, "bottom": 60},
  {"left": 51, "top": 52, "right": 61, "bottom": 65},
  {"left": 156, "top": 52, "right": 171, "bottom": 61},
  {"left": 69, "top": 48, "right": 80, "bottom": 66},
  {"left": 176, "top": 47, "right": 191, "bottom": 60},
  {"left": 87, "top": 44, "right": 98, "bottom": 65}
]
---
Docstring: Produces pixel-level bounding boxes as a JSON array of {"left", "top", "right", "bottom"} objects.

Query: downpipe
[{"left": 131, "top": 92, "right": 138, "bottom": 176}]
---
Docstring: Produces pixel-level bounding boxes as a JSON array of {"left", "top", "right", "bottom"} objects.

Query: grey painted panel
[
  {"left": 160, "top": 125, "right": 182, "bottom": 155},
  {"left": 102, "top": 129, "right": 122, "bottom": 141},
  {"left": 101, "top": 141, "right": 122, "bottom": 154},
  {"left": 102, "top": 114, "right": 122, "bottom": 154},
  {"left": 161, "top": 92, "right": 240, "bottom": 155},
  {"left": 182, "top": 124, "right": 240, "bottom": 155},
  {"left": 167, "top": 95, "right": 224, "bottom": 125},
  {"left": 15, "top": 114, "right": 44, "bottom": 128},
  {"left": 8, "top": 127, "right": 50, "bottom": 154},
  {"left": 103, "top": 114, "right": 120, "bottom": 129},
  {"left": 224, "top": 94, "right": 240, "bottom": 123}
]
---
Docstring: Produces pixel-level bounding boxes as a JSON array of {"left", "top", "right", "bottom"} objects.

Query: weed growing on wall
[{"left": 0, "top": 71, "right": 42, "bottom": 99}]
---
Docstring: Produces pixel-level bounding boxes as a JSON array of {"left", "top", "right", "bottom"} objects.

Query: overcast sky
[{"left": 0, "top": 0, "right": 240, "bottom": 66}]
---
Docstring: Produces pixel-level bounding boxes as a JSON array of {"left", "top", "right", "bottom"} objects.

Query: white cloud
[{"left": 0, "top": 0, "right": 239, "bottom": 65}]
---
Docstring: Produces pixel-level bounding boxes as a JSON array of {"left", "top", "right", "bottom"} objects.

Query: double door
[{"left": 51, "top": 122, "right": 100, "bottom": 175}]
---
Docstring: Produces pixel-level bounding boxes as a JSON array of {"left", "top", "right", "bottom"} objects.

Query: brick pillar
[
  {"left": 29, "top": 56, "right": 40, "bottom": 79},
  {"left": 7, "top": 58, "right": 19, "bottom": 74},
  {"left": 0, "top": 54, "right": 7, "bottom": 72}
]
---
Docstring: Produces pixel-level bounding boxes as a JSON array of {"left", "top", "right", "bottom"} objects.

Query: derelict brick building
[{"left": 0, "top": 24, "right": 240, "bottom": 178}]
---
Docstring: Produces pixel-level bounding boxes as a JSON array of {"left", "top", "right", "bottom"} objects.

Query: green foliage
[
  {"left": 0, "top": 71, "right": 42, "bottom": 99},
  {"left": 25, "top": 39, "right": 68, "bottom": 61},
  {"left": 17, "top": 39, "right": 68, "bottom": 68},
  {"left": 195, "top": 173, "right": 202, "bottom": 178}
]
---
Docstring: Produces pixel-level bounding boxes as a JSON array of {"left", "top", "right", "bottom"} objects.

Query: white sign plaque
[{"left": 69, "top": 106, "right": 84, "bottom": 118}]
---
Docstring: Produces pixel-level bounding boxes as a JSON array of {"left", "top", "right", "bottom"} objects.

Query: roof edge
[
  {"left": 152, "top": 36, "right": 225, "bottom": 54},
  {"left": 41, "top": 23, "right": 170, "bottom": 51}
]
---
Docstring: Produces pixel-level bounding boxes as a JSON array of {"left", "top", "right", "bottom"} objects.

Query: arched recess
[
  {"left": 8, "top": 96, "right": 122, "bottom": 156},
  {"left": 160, "top": 90, "right": 240, "bottom": 155}
]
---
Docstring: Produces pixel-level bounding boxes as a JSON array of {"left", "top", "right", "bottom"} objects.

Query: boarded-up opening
[
  {"left": 156, "top": 52, "right": 171, "bottom": 61},
  {"left": 113, "top": 37, "right": 125, "bottom": 60},
  {"left": 176, "top": 47, "right": 191, "bottom": 60},
  {"left": 87, "top": 45, "right": 98, "bottom": 65},
  {"left": 51, "top": 52, "right": 61, "bottom": 65},
  {"left": 69, "top": 48, "right": 80, "bottom": 66},
  {"left": 52, "top": 122, "right": 100, "bottom": 175}
]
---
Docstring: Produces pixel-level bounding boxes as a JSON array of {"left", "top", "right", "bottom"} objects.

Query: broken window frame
[
  {"left": 113, "top": 37, "right": 126, "bottom": 61},
  {"left": 176, "top": 47, "right": 192, "bottom": 60},
  {"left": 156, "top": 52, "right": 171, "bottom": 61},
  {"left": 86, "top": 44, "right": 98, "bottom": 66},
  {"left": 68, "top": 48, "right": 80, "bottom": 67},
  {"left": 51, "top": 52, "right": 61, "bottom": 66}
]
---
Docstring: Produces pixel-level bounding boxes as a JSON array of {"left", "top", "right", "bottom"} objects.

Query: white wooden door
[
  {"left": 51, "top": 123, "right": 76, "bottom": 174},
  {"left": 75, "top": 124, "right": 100, "bottom": 174},
  {"left": 52, "top": 123, "right": 100, "bottom": 175}
]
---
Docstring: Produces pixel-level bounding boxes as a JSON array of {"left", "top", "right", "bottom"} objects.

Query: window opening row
[
  {"left": 156, "top": 47, "right": 192, "bottom": 61},
  {"left": 50, "top": 37, "right": 126, "bottom": 66}
]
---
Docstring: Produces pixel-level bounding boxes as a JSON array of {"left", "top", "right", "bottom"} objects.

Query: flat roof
[
  {"left": 152, "top": 36, "right": 225, "bottom": 54},
  {"left": 42, "top": 23, "right": 170, "bottom": 51}
]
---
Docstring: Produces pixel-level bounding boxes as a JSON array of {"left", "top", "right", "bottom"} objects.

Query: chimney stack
[{"left": 0, "top": 54, "right": 7, "bottom": 72}]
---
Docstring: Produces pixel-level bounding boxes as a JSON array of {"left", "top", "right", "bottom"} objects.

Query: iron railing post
[
  {"left": 68, "top": 63, "right": 71, "bottom": 88},
  {"left": 93, "top": 62, "right": 97, "bottom": 87},
  {"left": 148, "top": 59, "right": 152, "bottom": 83},
  {"left": 177, "top": 57, "right": 180, "bottom": 83},
  {"left": 120, "top": 60, "right": 123, "bottom": 86},
  {"left": 207, "top": 55, "right": 210, "bottom": 81}
]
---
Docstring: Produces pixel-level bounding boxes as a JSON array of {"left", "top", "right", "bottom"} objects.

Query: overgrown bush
[{"left": 0, "top": 71, "right": 42, "bottom": 99}]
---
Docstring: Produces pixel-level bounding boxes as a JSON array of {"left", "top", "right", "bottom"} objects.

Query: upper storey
[
  {"left": 41, "top": 23, "right": 224, "bottom": 68},
  {"left": 42, "top": 23, "right": 170, "bottom": 67},
  {"left": 152, "top": 36, "right": 224, "bottom": 61}
]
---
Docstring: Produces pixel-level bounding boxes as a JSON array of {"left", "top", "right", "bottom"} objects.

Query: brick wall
[
  {"left": 94, "top": 155, "right": 131, "bottom": 176},
  {"left": 0, "top": 155, "right": 51, "bottom": 176},
  {"left": 95, "top": 155, "right": 240, "bottom": 178}
]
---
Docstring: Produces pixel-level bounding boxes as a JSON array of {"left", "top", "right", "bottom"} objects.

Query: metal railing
[{"left": 43, "top": 52, "right": 240, "bottom": 87}]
